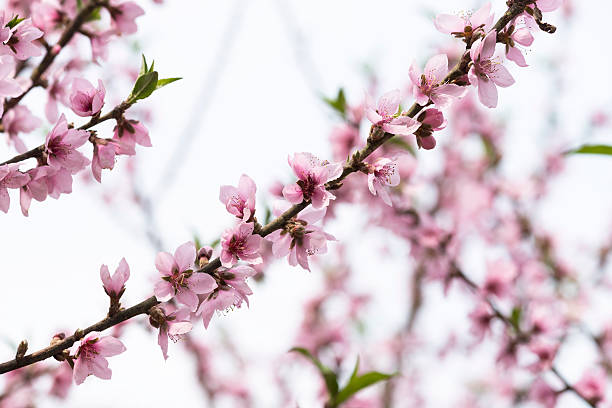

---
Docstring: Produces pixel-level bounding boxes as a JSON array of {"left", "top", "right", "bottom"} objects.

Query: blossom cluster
[{"left": 0, "top": 0, "right": 151, "bottom": 216}]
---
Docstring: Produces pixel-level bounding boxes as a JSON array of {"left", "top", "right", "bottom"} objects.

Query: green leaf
[
  {"left": 567, "top": 144, "right": 612, "bottom": 156},
  {"left": 333, "top": 365, "right": 395, "bottom": 406},
  {"left": 76, "top": 0, "right": 83, "bottom": 10},
  {"left": 290, "top": 347, "right": 339, "bottom": 398},
  {"left": 85, "top": 7, "right": 102, "bottom": 22},
  {"left": 209, "top": 238, "right": 220, "bottom": 248},
  {"left": 6, "top": 16, "right": 25, "bottom": 29},
  {"left": 156, "top": 77, "right": 182, "bottom": 90},
  {"left": 323, "top": 88, "right": 347, "bottom": 119},
  {"left": 130, "top": 71, "right": 159, "bottom": 102},
  {"left": 139, "top": 55, "right": 149, "bottom": 77},
  {"left": 509, "top": 306, "right": 522, "bottom": 333}
]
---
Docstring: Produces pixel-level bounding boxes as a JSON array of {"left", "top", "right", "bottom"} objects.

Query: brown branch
[
  {"left": 0, "top": 100, "right": 132, "bottom": 166},
  {"left": 0, "top": 0, "right": 542, "bottom": 376},
  {"left": 0, "top": 296, "right": 159, "bottom": 374}
]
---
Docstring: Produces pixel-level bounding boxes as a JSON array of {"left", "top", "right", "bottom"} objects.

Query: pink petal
[
  {"left": 173, "top": 241, "right": 195, "bottom": 272},
  {"left": 434, "top": 14, "right": 464, "bottom": 34},
  {"left": 96, "top": 336, "right": 126, "bottom": 357},
  {"left": 188, "top": 273, "right": 217, "bottom": 295},
  {"left": 477, "top": 76, "right": 498, "bottom": 108},
  {"left": 155, "top": 251, "right": 175, "bottom": 275}
]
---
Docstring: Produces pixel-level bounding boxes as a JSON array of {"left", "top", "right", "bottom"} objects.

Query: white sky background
[{"left": 1, "top": 0, "right": 612, "bottom": 407}]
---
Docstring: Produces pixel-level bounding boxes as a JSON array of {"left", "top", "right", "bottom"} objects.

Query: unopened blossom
[
  {"left": 108, "top": 1, "right": 145, "bottom": 35},
  {"left": 100, "top": 257, "right": 130, "bottom": 298},
  {"left": 434, "top": 2, "right": 494, "bottom": 38},
  {"left": 469, "top": 30, "right": 515, "bottom": 108},
  {"left": 220, "top": 222, "right": 263, "bottom": 267},
  {"left": 481, "top": 259, "right": 516, "bottom": 299},
  {"left": 414, "top": 108, "right": 446, "bottom": 150},
  {"left": 149, "top": 305, "right": 193, "bottom": 360},
  {"left": 282, "top": 152, "right": 342, "bottom": 209},
  {"left": 70, "top": 78, "right": 105, "bottom": 117},
  {"left": 0, "top": 164, "right": 29, "bottom": 213},
  {"left": 0, "top": 55, "right": 23, "bottom": 116},
  {"left": 365, "top": 89, "right": 420, "bottom": 136},
  {"left": 91, "top": 138, "right": 119, "bottom": 183},
  {"left": 154, "top": 241, "right": 218, "bottom": 311},
  {"left": 219, "top": 174, "right": 257, "bottom": 221},
  {"left": 112, "top": 119, "right": 151, "bottom": 155},
  {"left": 197, "top": 265, "right": 257, "bottom": 328},
  {"left": 72, "top": 333, "right": 125, "bottom": 385},
  {"left": 4, "top": 19, "right": 43, "bottom": 60},
  {"left": 367, "top": 157, "right": 400, "bottom": 207},
  {"left": 44, "top": 114, "right": 90, "bottom": 172},
  {"left": 265, "top": 202, "right": 335, "bottom": 271},
  {"left": 2, "top": 105, "right": 41, "bottom": 153},
  {"left": 408, "top": 54, "right": 466, "bottom": 108},
  {"left": 574, "top": 368, "right": 606, "bottom": 404}
]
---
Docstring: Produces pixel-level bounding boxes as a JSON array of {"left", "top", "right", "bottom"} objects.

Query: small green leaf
[
  {"left": 130, "top": 71, "right": 159, "bottom": 102},
  {"left": 333, "top": 368, "right": 395, "bottom": 406},
  {"left": 6, "top": 16, "right": 25, "bottom": 29},
  {"left": 509, "top": 306, "right": 522, "bottom": 333},
  {"left": 290, "top": 347, "right": 339, "bottom": 398},
  {"left": 85, "top": 7, "right": 102, "bottom": 22},
  {"left": 209, "top": 238, "right": 220, "bottom": 248},
  {"left": 156, "top": 77, "right": 182, "bottom": 90},
  {"left": 148, "top": 60, "right": 155, "bottom": 73},
  {"left": 139, "top": 55, "right": 149, "bottom": 77},
  {"left": 567, "top": 144, "right": 612, "bottom": 156},
  {"left": 76, "top": 0, "right": 83, "bottom": 10},
  {"left": 323, "top": 88, "right": 347, "bottom": 119}
]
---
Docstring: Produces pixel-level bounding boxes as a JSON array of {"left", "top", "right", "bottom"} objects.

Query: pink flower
[
  {"left": 90, "top": 30, "right": 114, "bottom": 62},
  {"left": 0, "top": 13, "right": 12, "bottom": 45},
  {"left": 72, "top": 333, "right": 126, "bottom": 385},
  {"left": 219, "top": 174, "right": 257, "bottom": 221},
  {"left": 109, "top": 1, "right": 145, "bottom": 35},
  {"left": 0, "top": 55, "right": 23, "bottom": 116},
  {"left": 434, "top": 2, "right": 494, "bottom": 36},
  {"left": 155, "top": 305, "right": 193, "bottom": 360},
  {"left": 574, "top": 368, "right": 606, "bottom": 404},
  {"left": 112, "top": 119, "right": 151, "bottom": 155},
  {"left": 365, "top": 89, "right": 420, "bottom": 136},
  {"left": 91, "top": 139, "right": 119, "bottom": 183},
  {"left": 220, "top": 222, "right": 263, "bottom": 267},
  {"left": 154, "top": 241, "right": 217, "bottom": 311},
  {"left": 49, "top": 364, "right": 73, "bottom": 399},
  {"left": 282, "top": 152, "right": 342, "bottom": 209},
  {"left": 367, "top": 158, "right": 400, "bottom": 207},
  {"left": 2, "top": 105, "right": 41, "bottom": 153},
  {"left": 31, "top": 1, "right": 64, "bottom": 33},
  {"left": 414, "top": 108, "right": 447, "bottom": 150},
  {"left": 4, "top": 19, "right": 43, "bottom": 60},
  {"left": 468, "top": 301, "right": 494, "bottom": 341},
  {"left": 45, "top": 114, "right": 90, "bottom": 172},
  {"left": 481, "top": 259, "right": 516, "bottom": 299},
  {"left": 408, "top": 54, "right": 466, "bottom": 108},
  {"left": 0, "top": 164, "right": 29, "bottom": 213},
  {"left": 45, "top": 69, "right": 73, "bottom": 123},
  {"left": 535, "top": 0, "right": 563, "bottom": 12},
  {"left": 469, "top": 31, "right": 515, "bottom": 108},
  {"left": 69, "top": 78, "right": 105, "bottom": 117},
  {"left": 527, "top": 339, "right": 558, "bottom": 373},
  {"left": 501, "top": 20, "right": 534, "bottom": 67},
  {"left": 265, "top": 202, "right": 335, "bottom": 271},
  {"left": 100, "top": 257, "right": 130, "bottom": 298},
  {"left": 196, "top": 265, "right": 257, "bottom": 328},
  {"left": 529, "top": 378, "right": 557, "bottom": 408}
]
